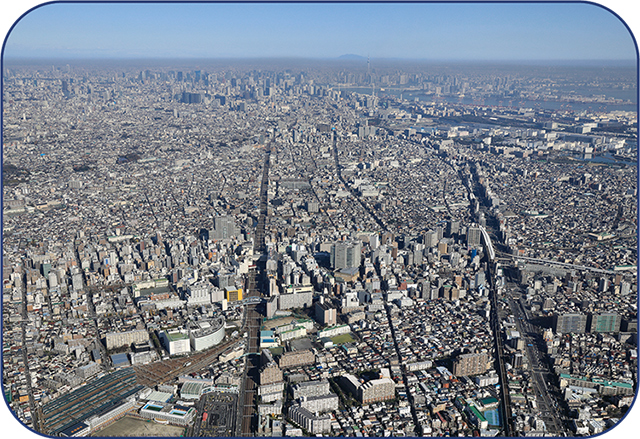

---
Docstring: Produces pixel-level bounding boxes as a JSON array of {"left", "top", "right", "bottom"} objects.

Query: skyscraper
[
  {"left": 447, "top": 220, "right": 460, "bottom": 237},
  {"left": 330, "top": 241, "right": 362, "bottom": 270},
  {"left": 467, "top": 226, "right": 482, "bottom": 247},
  {"left": 554, "top": 313, "right": 588, "bottom": 334},
  {"left": 588, "top": 313, "right": 621, "bottom": 333}
]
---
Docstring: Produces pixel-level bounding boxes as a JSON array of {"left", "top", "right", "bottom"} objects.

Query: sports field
[
  {"left": 331, "top": 333, "right": 355, "bottom": 344},
  {"left": 261, "top": 316, "right": 296, "bottom": 330},
  {"left": 91, "top": 416, "right": 185, "bottom": 437}
]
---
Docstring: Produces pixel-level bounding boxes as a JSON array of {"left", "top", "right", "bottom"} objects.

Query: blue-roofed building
[
  {"left": 260, "top": 330, "right": 275, "bottom": 339},
  {"left": 260, "top": 330, "right": 278, "bottom": 348},
  {"left": 111, "top": 353, "right": 130, "bottom": 368}
]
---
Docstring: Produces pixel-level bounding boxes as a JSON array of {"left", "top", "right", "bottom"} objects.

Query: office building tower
[
  {"left": 467, "top": 226, "right": 482, "bottom": 247},
  {"left": 424, "top": 230, "right": 439, "bottom": 247},
  {"left": 210, "top": 216, "right": 239, "bottom": 241},
  {"left": 554, "top": 313, "right": 588, "bottom": 334},
  {"left": 447, "top": 220, "right": 460, "bottom": 237},
  {"left": 589, "top": 313, "right": 621, "bottom": 333},
  {"left": 330, "top": 241, "right": 362, "bottom": 270}
]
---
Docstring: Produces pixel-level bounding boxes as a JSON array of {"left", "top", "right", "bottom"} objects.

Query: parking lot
[{"left": 192, "top": 392, "right": 238, "bottom": 437}]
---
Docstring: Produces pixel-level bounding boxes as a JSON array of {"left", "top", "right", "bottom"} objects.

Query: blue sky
[{"left": 1, "top": 2, "right": 638, "bottom": 61}]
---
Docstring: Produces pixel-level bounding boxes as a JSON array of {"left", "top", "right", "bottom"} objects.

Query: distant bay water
[{"left": 338, "top": 86, "right": 637, "bottom": 113}]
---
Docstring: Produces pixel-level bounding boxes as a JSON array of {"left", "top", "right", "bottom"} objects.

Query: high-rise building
[
  {"left": 210, "top": 216, "right": 239, "bottom": 241},
  {"left": 184, "top": 281, "right": 211, "bottom": 306},
  {"left": 287, "top": 405, "right": 331, "bottom": 434},
  {"left": 189, "top": 316, "right": 225, "bottom": 351},
  {"left": 105, "top": 329, "right": 149, "bottom": 350},
  {"left": 588, "top": 313, "right": 621, "bottom": 333},
  {"left": 306, "top": 201, "right": 319, "bottom": 213},
  {"left": 225, "top": 286, "right": 243, "bottom": 303},
  {"left": 61, "top": 79, "right": 71, "bottom": 98},
  {"left": 447, "top": 220, "right": 460, "bottom": 237},
  {"left": 181, "top": 91, "right": 203, "bottom": 104},
  {"left": 598, "top": 277, "right": 610, "bottom": 293},
  {"left": 511, "top": 352, "right": 524, "bottom": 368},
  {"left": 330, "top": 241, "right": 362, "bottom": 270},
  {"left": 260, "top": 362, "right": 283, "bottom": 385},
  {"left": 315, "top": 301, "right": 337, "bottom": 327},
  {"left": 266, "top": 296, "right": 278, "bottom": 319},
  {"left": 278, "top": 349, "right": 315, "bottom": 369},
  {"left": 620, "top": 281, "right": 631, "bottom": 296},
  {"left": 159, "top": 329, "right": 191, "bottom": 356},
  {"left": 358, "top": 378, "right": 395, "bottom": 404},
  {"left": 299, "top": 393, "right": 339, "bottom": 413},
  {"left": 424, "top": 230, "right": 439, "bottom": 247},
  {"left": 292, "top": 379, "right": 331, "bottom": 399},
  {"left": 72, "top": 272, "right": 83, "bottom": 291},
  {"left": 453, "top": 352, "right": 488, "bottom": 376},
  {"left": 554, "top": 313, "right": 588, "bottom": 334},
  {"left": 467, "top": 226, "right": 482, "bottom": 247}
]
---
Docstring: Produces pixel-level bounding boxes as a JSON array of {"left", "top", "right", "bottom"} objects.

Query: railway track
[{"left": 237, "top": 140, "right": 271, "bottom": 436}]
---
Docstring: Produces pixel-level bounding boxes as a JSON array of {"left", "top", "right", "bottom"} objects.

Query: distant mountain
[{"left": 337, "top": 54, "right": 367, "bottom": 60}]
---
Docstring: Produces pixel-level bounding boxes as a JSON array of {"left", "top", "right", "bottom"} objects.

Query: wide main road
[
  {"left": 253, "top": 141, "right": 271, "bottom": 255},
  {"left": 508, "top": 295, "right": 566, "bottom": 435},
  {"left": 237, "top": 141, "right": 271, "bottom": 436}
]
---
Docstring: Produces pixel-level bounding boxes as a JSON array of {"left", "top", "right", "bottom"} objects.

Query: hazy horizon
[
  {"left": 3, "top": 56, "right": 637, "bottom": 67},
  {"left": 3, "top": 2, "right": 637, "bottom": 62}
]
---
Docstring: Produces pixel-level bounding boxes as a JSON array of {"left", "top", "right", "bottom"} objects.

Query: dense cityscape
[{"left": 2, "top": 57, "right": 638, "bottom": 438}]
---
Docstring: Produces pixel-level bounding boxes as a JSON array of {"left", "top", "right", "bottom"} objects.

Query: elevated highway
[{"left": 496, "top": 252, "right": 631, "bottom": 276}]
